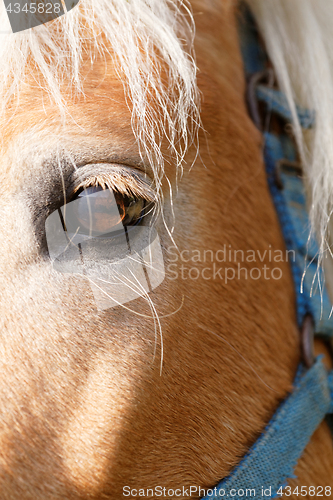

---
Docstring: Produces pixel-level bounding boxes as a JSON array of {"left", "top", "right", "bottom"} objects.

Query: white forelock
[{"left": 0, "top": 0, "right": 200, "bottom": 189}]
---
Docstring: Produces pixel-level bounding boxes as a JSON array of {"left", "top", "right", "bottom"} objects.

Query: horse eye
[{"left": 65, "top": 186, "right": 145, "bottom": 237}]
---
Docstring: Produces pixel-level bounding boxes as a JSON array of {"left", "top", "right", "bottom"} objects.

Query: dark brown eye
[{"left": 64, "top": 186, "right": 145, "bottom": 237}]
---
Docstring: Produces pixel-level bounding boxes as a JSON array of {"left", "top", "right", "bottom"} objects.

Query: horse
[{"left": 0, "top": 0, "right": 332, "bottom": 498}]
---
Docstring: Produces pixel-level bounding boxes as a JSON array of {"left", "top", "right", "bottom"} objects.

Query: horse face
[
  {"left": 0, "top": 4, "right": 300, "bottom": 498},
  {"left": 0, "top": 39, "right": 219, "bottom": 497}
]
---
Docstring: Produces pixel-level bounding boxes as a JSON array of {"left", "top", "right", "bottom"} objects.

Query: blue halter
[{"left": 201, "top": 6, "right": 333, "bottom": 499}]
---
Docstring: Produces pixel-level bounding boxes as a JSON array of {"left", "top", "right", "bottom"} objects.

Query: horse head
[{"left": 0, "top": 1, "right": 332, "bottom": 498}]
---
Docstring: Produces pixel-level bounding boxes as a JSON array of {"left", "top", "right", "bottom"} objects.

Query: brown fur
[{"left": 0, "top": 1, "right": 332, "bottom": 499}]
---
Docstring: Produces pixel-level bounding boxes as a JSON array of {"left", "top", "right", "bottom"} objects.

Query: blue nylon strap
[
  {"left": 198, "top": 6, "right": 333, "bottom": 500},
  {"left": 329, "top": 371, "right": 333, "bottom": 414},
  {"left": 239, "top": 2, "right": 333, "bottom": 337},
  {"left": 256, "top": 85, "right": 315, "bottom": 129},
  {"left": 201, "top": 358, "right": 333, "bottom": 500},
  {"left": 263, "top": 132, "right": 312, "bottom": 328},
  {"left": 237, "top": 3, "right": 267, "bottom": 75},
  {"left": 263, "top": 131, "right": 333, "bottom": 337},
  {"left": 275, "top": 165, "right": 333, "bottom": 339}
]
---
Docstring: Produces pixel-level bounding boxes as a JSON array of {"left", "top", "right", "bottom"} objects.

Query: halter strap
[
  {"left": 239, "top": 3, "right": 333, "bottom": 337},
  {"left": 200, "top": 5, "right": 333, "bottom": 499},
  {"left": 201, "top": 358, "right": 333, "bottom": 500}
]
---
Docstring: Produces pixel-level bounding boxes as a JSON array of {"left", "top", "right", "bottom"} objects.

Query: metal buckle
[
  {"left": 246, "top": 68, "right": 275, "bottom": 131},
  {"left": 301, "top": 314, "right": 315, "bottom": 368}
]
